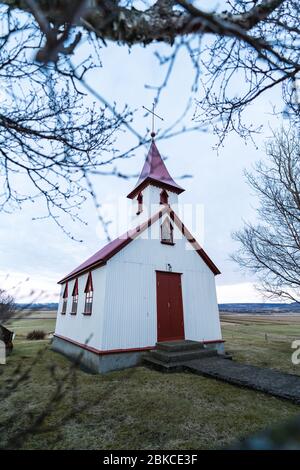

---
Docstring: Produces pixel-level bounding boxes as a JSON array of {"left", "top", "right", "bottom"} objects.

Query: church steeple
[{"left": 127, "top": 140, "right": 185, "bottom": 200}]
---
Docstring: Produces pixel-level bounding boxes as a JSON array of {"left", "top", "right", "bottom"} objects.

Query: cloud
[
  {"left": 0, "top": 270, "right": 60, "bottom": 303},
  {"left": 216, "top": 282, "right": 265, "bottom": 303}
]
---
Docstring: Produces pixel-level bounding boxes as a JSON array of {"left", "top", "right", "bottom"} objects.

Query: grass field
[
  {"left": 1, "top": 312, "right": 300, "bottom": 449},
  {"left": 221, "top": 314, "right": 300, "bottom": 375}
]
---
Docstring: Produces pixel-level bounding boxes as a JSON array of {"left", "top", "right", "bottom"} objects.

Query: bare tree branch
[
  {"left": 232, "top": 124, "right": 300, "bottom": 302},
  {"left": 3, "top": 0, "right": 285, "bottom": 46}
]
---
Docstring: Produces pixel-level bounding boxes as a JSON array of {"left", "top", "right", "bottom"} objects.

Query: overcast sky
[{"left": 0, "top": 38, "right": 285, "bottom": 304}]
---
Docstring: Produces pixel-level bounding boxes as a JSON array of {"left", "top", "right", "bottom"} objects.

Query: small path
[{"left": 185, "top": 357, "right": 300, "bottom": 404}]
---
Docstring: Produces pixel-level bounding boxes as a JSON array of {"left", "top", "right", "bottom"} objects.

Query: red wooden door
[{"left": 156, "top": 271, "right": 185, "bottom": 342}]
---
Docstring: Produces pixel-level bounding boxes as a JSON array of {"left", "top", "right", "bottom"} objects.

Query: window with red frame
[
  {"left": 161, "top": 218, "right": 174, "bottom": 245},
  {"left": 84, "top": 272, "right": 93, "bottom": 315},
  {"left": 160, "top": 189, "right": 169, "bottom": 205},
  {"left": 71, "top": 278, "right": 78, "bottom": 315},
  {"left": 136, "top": 192, "right": 143, "bottom": 215},
  {"left": 61, "top": 283, "right": 68, "bottom": 314}
]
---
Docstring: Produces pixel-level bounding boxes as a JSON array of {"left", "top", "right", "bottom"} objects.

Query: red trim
[
  {"left": 127, "top": 177, "right": 184, "bottom": 200},
  {"left": 54, "top": 334, "right": 224, "bottom": 355},
  {"left": 72, "top": 278, "right": 78, "bottom": 296},
  {"left": 60, "top": 261, "right": 106, "bottom": 283},
  {"left": 53, "top": 334, "right": 155, "bottom": 355},
  {"left": 84, "top": 272, "right": 93, "bottom": 293},
  {"left": 63, "top": 282, "right": 68, "bottom": 298},
  {"left": 58, "top": 206, "right": 220, "bottom": 284},
  {"left": 170, "top": 211, "right": 221, "bottom": 275}
]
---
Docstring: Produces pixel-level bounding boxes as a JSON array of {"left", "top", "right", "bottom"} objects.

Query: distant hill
[
  {"left": 16, "top": 303, "right": 59, "bottom": 311},
  {"left": 219, "top": 303, "right": 300, "bottom": 314},
  {"left": 15, "top": 302, "right": 300, "bottom": 314}
]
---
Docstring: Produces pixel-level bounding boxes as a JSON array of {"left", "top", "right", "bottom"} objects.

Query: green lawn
[{"left": 0, "top": 314, "right": 300, "bottom": 449}]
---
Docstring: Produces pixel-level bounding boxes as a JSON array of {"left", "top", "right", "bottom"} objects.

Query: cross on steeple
[{"left": 142, "top": 101, "right": 164, "bottom": 139}]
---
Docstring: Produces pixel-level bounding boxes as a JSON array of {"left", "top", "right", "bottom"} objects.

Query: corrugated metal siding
[
  {"left": 101, "top": 262, "right": 155, "bottom": 349},
  {"left": 182, "top": 269, "right": 221, "bottom": 342},
  {"left": 102, "top": 217, "right": 221, "bottom": 350}
]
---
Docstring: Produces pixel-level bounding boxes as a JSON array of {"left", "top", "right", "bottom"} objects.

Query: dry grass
[
  {"left": 221, "top": 314, "right": 300, "bottom": 375},
  {"left": 0, "top": 313, "right": 300, "bottom": 449}
]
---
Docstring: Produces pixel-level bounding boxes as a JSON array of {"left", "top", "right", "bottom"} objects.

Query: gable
[
  {"left": 109, "top": 213, "right": 219, "bottom": 275},
  {"left": 58, "top": 206, "right": 220, "bottom": 284}
]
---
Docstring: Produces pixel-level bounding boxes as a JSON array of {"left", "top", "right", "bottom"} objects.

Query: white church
[{"left": 52, "top": 137, "right": 223, "bottom": 373}]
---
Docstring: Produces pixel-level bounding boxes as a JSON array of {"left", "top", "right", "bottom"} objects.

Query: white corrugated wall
[{"left": 100, "top": 216, "right": 221, "bottom": 350}]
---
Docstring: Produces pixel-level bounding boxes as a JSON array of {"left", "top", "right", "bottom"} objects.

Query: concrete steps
[
  {"left": 150, "top": 348, "right": 217, "bottom": 363},
  {"left": 143, "top": 340, "right": 218, "bottom": 372},
  {"left": 142, "top": 356, "right": 187, "bottom": 372},
  {"left": 155, "top": 340, "right": 205, "bottom": 352}
]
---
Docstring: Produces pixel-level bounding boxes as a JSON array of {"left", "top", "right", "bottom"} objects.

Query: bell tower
[{"left": 127, "top": 137, "right": 185, "bottom": 222}]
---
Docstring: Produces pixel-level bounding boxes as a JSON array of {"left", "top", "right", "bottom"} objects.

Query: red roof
[
  {"left": 127, "top": 141, "right": 185, "bottom": 199},
  {"left": 59, "top": 207, "right": 220, "bottom": 284}
]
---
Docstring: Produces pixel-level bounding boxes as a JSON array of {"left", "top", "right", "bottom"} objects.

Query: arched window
[
  {"left": 84, "top": 272, "right": 93, "bottom": 315},
  {"left": 61, "top": 282, "right": 68, "bottom": 315},
  {"left": 136, "top": 192, "right": 143, "bottom": 215},
  {"left": 160, "top": 189, "right": 169, "bottom": 205},
  {"left": 71, "top": 279, "right": 78, "bottom": 315},
  {"left": 161, "top": 218, "right": 174, "bottom": 245}
]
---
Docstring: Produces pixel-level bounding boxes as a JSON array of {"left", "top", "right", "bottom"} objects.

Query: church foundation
[{"left": 51, "top": 336, "right": 144, "bottom": 374}]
